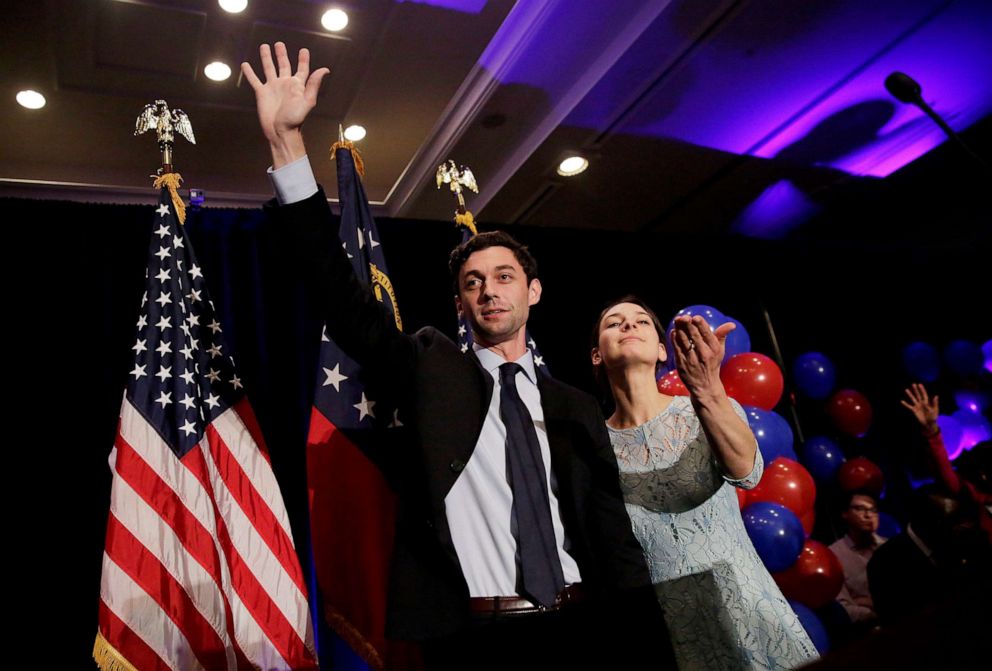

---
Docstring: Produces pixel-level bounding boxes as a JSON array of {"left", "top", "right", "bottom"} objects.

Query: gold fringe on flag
[
  {"left": 329, "top": 140, "right": 366, "bottom": 178},
  {"left": 152, "top": 172, "right": 187, "bottom": 225},
  {"left": 454, "top": 210, "right": 477, "bottom": 237},
  {"left": 93, "top": 630, "right": 139, "bottom": 671},
  {"left": 325, "top": 605, "right": 385, "bottom": 671}
]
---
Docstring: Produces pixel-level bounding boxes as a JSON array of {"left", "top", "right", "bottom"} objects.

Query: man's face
[
  {"left": 455, "top": 246, "right": 541, "bottom": 347},
  {"left": 842, "top": 494, "right": 880, "bottom": 534}
]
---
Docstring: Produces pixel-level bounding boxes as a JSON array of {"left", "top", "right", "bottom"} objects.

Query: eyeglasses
[{"left": 849, "top": 504, "right": 878, "bottom": 515}]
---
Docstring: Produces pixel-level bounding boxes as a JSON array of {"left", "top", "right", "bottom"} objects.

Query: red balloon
[
  {"left": 736, "top": 487, "right": 748, "bottom": 510},
  {"left": 800, "top": 509, "right": 815, "bottom": 537},
  {"left": 838, "top": 456, "right": 885, "bottom": 497},
  {"left": 746, "top": 457, "right": 817, "bottom": 518},
  {"left": 657, "top": 369, "right": 689, "bottom": 396},
  {"left": 827, "top": 389, "right": 873, "bottom": 437},
  {"left": 773, "top": 540, "right": 844, "bottom": 609},
  {"left": 720, "top": 352, "right": 784, "bottom": 410}
]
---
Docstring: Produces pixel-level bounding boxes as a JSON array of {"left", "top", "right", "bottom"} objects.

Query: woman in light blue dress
[{"left": 590, "top": 297, "right": 817, "bottom": 671}]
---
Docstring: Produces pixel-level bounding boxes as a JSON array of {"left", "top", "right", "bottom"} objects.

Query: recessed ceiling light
[
  {"left": 218, "top": 0, "right": 248, "bottom": 13},
  {"left": 344, "top": 125, "right": 366, "bottom": 142},
  {"left": 557, "top": 155, "right": 588, "bottom": 176},
  {"left": 204, "top": 61, "right": 232, "bottom": 82},
  {"left": 16, "top": 90, "right": 46, "bottom": 110},
  {"left": 321, "top": 8, "right": 349, "bottom": 32}
]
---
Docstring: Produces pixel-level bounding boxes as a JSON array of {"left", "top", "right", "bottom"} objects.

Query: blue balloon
[
  {"left": 983, "top": 340, "right": 992, "bottom": 373},
  {"left": 877, "top": 511, "right": 902, "bottom": 539},
  {"left": 788, "top": 600, "right": 830, "bottom": 654},
  {"left": 742, "top": 502, "right": 805, "bottom": 572},
  {"left": 952, "top": 409, "right": 991, "bottom": 452},
  {"left": 665, "top": 305, "right": 725, "bottom": 373},
  {"left": 954, "top": 390, "right": 990, "bottom": 414},
  {"left": 945, "top": 340, "right": 984, "bottom": 377},
  {"left": 723, "top": 316, "right": 752, "bottom": 361},
  {"left": 799, "top": 435, "right": 846, "bottom": 483},
  {"left": 902, "top": 342, "right": 939, "bottom": 382},
  {"left": 792, "top": 352, "right": 837, "bottom": 400},
  {"left": 667, "top": 304, "right": 726, "bottom": 340},
  {"left": 744, "top": 405, "right": 797, "bottom": 462}
]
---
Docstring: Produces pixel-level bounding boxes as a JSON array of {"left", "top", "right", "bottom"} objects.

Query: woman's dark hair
[{"left": 589, "top": 295, "right": 667, "bottom": 392}]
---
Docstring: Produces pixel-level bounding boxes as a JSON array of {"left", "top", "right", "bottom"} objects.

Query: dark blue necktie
[{"left": 499, "top": 362, "right": 565, "bottom": 606}]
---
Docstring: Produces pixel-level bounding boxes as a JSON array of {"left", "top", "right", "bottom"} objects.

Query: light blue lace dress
[{"left": 608, "top": 397, "right": 818, "bottom": 671}]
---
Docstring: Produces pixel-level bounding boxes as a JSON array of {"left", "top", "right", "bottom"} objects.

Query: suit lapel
[{"left": 536, "top": 374, "right": 576, "bottom": 500}]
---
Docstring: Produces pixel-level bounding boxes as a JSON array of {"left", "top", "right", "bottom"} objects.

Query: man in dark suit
[{"left": 242, "top": 43, "right": 671, "bottom": 668}]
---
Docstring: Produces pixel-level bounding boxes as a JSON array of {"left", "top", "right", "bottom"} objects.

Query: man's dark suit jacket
[{"left": 269, "top": 189, "right": 654, "bottom": 641}]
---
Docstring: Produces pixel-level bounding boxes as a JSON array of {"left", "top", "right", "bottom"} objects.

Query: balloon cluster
[
  {"left": 663, "top": 304, "right": 840, "bottom": 649},
  {"left": 701, "top": 313, "right": 986, "bottom": 651},
  {"left": 901, "top": 340, "right": 991, "bottom": 458}
]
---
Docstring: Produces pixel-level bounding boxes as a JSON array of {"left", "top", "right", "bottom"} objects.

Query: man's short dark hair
[
  {"left": 841, "top": 489, "right": 879, "bottom": 511},
  {"left": 448, "top": 231, "right": 538, "bottom": 293}
]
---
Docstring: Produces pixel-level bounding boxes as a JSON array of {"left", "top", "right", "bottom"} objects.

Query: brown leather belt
[{"left": 469, "top": 584, "right": 585, "bottom": 615}]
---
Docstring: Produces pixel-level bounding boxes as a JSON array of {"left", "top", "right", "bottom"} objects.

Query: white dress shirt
[{"left": 445, "top": 346, "right": 581, "bottom": 596}]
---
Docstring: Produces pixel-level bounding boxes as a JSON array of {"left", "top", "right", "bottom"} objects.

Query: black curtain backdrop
[{"left": 6, "top": 140, "right": 989, "bottom": 666}]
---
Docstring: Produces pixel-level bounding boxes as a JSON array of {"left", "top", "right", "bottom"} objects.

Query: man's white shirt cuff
[{"left": 267, "top": 154, "right": 318, "bottom": 205}]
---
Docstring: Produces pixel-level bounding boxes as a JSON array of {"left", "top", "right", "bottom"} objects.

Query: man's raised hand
[{"left": 241, "top": 42, "right": 329, "bottom": 168}]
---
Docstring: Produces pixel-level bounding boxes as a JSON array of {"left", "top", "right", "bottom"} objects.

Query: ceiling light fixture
[
  {"left": 344, "top": 125, "right": 366, "bottom": 142},
  {"left": 204, "top": 61, "right": 232, "bottom": 82},
  {"left": 16, "top": 90, "right": 46, "bottom": 110},
  {"left": 218, "top": 0, "right": 248, "bottom": 14},
  {"left": 556, "top": 155, "right": 588, "bottom": 176},
  {"left": 321, "top": 8, "right": 349, "bottom": 32}
]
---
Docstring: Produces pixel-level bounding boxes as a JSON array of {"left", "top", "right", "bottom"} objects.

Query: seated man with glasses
[{"left": 829, "top": 490, "right": 887, "bottom": 628}]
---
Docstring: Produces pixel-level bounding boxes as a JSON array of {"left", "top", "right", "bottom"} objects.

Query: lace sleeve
[{"left": 722, "top": 398, "right": 763, "bottom": 489}]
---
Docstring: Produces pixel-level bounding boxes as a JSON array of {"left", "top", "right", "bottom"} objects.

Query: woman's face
[{"left": 591, "top": 302, "right": 667, "bottom": 372}]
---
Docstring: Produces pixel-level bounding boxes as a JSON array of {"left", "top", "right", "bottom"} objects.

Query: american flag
[{"left": 95, "top": 187, "right": 318, "bottom": 671}]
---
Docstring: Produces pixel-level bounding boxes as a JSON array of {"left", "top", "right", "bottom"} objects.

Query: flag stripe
[
  {"left": 200, "top": 430, "right": 313, "bottom": 655},
  {"left": 118, "top": 401, "right": 300, "bottom": 671},
  {"left": 114, "top": 434, "right": 226, "bottom": 594},
  {"left": 112, "top": 435, "right": 259, "bottom": 671},
  {"left": 98, "top": 599, "right": 172, "bottom": 671},
  {"left": 105, "top": 515, "right": 234, "bottom": 670},
  {"left": 185, "top": 443, "right": 312, "bottom": 668},
  {"left": 100, "top": 553, "right": 204, "bottom": 671},
  {"left": 120, "top": 400, "right": 217, "bottom": 533},
  {"left": 211, "top": 405, "right": 301, "bottom": 577}
]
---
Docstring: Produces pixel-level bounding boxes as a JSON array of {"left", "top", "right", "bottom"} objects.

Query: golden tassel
[
  {"left": 454, "top": 210, "right": 478, "bottom": 236},
  {"left": 329, "top": 140, "right": 366, "bottom": 178},
  {"left": 93, "top": 631, "right": 140, "bottom": 671},
  {"left": 324, "top": 606, "right": 385, "bottom": 671},
  {"left": 152, "top": 172, "right": 187, "bottom": 225}
]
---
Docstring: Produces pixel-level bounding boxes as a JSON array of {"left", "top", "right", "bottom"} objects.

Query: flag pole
[
  {"left": 134, "top": 99, "right": 196, "bottom": 175},
  {"left": 134, "top": 99, "right": 196, "bottom": 223},
  {"left": 436, "top": 160, "right": 479, "bottom": 235}
]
